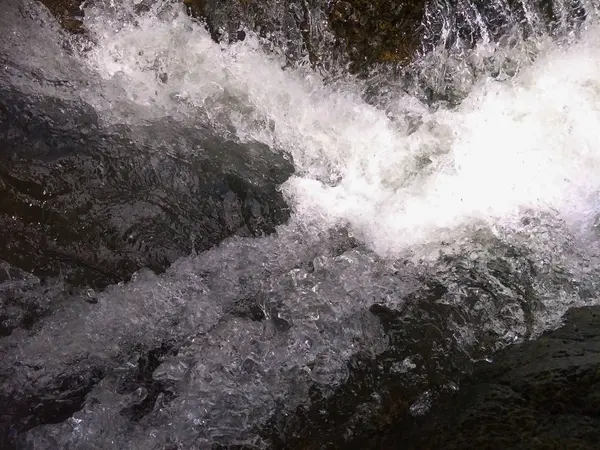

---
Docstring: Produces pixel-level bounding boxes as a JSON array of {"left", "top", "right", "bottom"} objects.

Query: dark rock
[
  {"left": 256, "top": 243, "right": 545, "bottom": 448},
  {"left": 376, "top": 305, "right": 600, "bottom": 449},
  {"left": 1, "top": 230, "right": 592, "bottom": 448},
  {"left": 0, "top": 231, "right": 358, "bottom": 449},
  {"left": 0, "top": 86, "right": 293, "bottom": 288},
  {"left": 181, "top": 0, "right": 428, "bottom": 73},
  {"left": 184, "top": 0, "right": 332, "bottom": 69},
  {"left": 36, "top": 0, "right": 594, "bottom": 82},
  {"left": 37, "top": 0, "right": 85, "bottom": 33},
  {"left": 328, "top": 0, "right": 426, "bottom": 72},
  {"left": 0, "top": 261, "right": 67, "bottom": 337},
  {"left": 38, "top": 0, "right": 427, "bottom": 74},
  {"left": 250, "top": 231, "right": 597, "bottom": 449},
  {"left": 256, "top": 304, "right": 600, "bottom": 449},
  {"left": 116, "top": 343, "right": 178, "bottom": 423}
]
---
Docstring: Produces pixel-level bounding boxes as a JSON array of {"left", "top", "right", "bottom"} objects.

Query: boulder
[
  {"left": 0, "top": 0, "right": 293, "bottom": 289},
  {"left": 0, "top": 86, "right": 293, "bottom": 288},
  {"left": 376, "top": 305, "right": 600, "bottom": 449}
]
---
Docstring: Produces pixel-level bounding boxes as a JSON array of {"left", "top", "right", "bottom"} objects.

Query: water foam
[{"left": 77, "top": 1, "right": 600, "bottom": 256}]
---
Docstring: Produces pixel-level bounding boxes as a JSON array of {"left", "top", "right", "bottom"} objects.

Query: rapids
[{"left": 2, "top": 0, "right": 600, "bottom": 448}]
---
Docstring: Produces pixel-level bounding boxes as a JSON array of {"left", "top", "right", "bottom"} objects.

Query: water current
[{"left": 2, "top": 0, "right": 600, "bottom": 448}]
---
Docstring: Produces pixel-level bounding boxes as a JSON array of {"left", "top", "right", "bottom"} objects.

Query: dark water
[{"left": 2, "top": 0, "right": 600, "bottom": 448}]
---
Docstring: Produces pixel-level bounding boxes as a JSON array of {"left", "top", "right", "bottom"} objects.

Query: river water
[{"left": 2, "top": 0, "right": 600, "bottom": 448}]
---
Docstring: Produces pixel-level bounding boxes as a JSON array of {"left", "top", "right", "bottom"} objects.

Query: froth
[{"left": 79, "top": 3, "right": 600, "bottom": 255}]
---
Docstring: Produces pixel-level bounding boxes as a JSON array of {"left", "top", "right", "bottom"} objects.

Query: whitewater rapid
[
  {"left": 77, "top": 1, "right": 600, "bottom": 257},
  {"left": 4, "top": 1, "right": 600, "bottom": 448}
]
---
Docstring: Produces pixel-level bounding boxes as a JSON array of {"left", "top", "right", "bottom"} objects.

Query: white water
[
  {"left": 5, "top": 0, "right": 600, "bottom": 447},
  {"left": 78, "top": 1, "right": 600, "bottom": 257}
]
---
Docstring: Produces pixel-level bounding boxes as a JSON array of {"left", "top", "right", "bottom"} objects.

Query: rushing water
[{"left": 2, "top": 0, "right": 600, "bottom": 448}]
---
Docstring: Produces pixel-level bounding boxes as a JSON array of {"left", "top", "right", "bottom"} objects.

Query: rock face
[{"left": 374, "top": 305, "right": 600, "bottom": 449}]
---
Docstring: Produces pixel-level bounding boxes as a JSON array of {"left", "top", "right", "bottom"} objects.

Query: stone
[
  {"left": 37, "top": 0, "right": 85, "bottom": 33},
  {"left": 376, "top": 305, "right": 600, "bottom": 449},
  {"left": 328, "top": 0, "right": 426, "bottom": 72},
  {"left": 0, "top": 86, "right": 293, "bottom": 288}
]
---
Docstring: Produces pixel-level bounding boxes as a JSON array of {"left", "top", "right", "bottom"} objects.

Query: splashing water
[
  {"left": 78, "top": 0, "right": 600, "bottom": 254},
  {"left": 3, "top": 0, "right": 600, "bottom": 448}
]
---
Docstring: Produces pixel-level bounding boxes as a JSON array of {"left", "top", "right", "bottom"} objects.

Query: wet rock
[
  {"left": 259, "top": 296, "right": 483, "bottom": 447},
  {"left": 0, "top": 230, "right": 371, "bottom": 449},
  {"left": 0, "top": 229, "right": 592, "bottom": 448},
  {"left": 259, "top": 300, "right": 600, "bottom": 449},
  {"left": 250, "top": 232, "right": 595, "bottom": 448},
  {"left": 184, "top": 0, "right": 335, "bottom": 69},
  {"left": 38, "top": 0, "right": 426, "bottom": 74},
  {"left": 36, "top": 0, "right": 593, "bottom": 81},
  {"left": 253, "top": 242, "right": 547, "bottom": 448},
  {"left": 38, "top": 0, "right": 85, "bottom": 33},
  {"left": 0, "top": 85, "right": 293, "bottom": 288},
  {"left": 0, "top": 261, "right": 67, "bottom": 337},
  {"left": 375, "top": 305, "right": 600, "bottom": 449},
  {"left": 181, "top": 0, "right": 428, "bottom": 73},
  {"left": 328, "top": 0, "right": 426, "bottom": 72}
]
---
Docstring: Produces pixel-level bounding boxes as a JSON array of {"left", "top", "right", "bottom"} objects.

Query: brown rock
[
  {"left": 328, "top": 0, "right": 426, "bottom": 72},
  {"left": 38, "top": 0, "right": 85, "bottom": 33}
]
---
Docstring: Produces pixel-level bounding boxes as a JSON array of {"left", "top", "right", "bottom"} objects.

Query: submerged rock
[
  {"left": 258, "top": 242, "right": 543, "bottom": 448},
  {"left": 0, "top": 229, "right": 367, "bottom": 449},
  {"left": 4, "top": 228, "right": 590, "bottom": 449},
  {"left": 0, "top": 261, "right": 67, "bottom": 337}
]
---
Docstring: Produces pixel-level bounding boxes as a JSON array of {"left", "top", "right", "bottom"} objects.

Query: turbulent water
[{"left": 3, "top": 0, "right": 600, "bottom": 448}]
